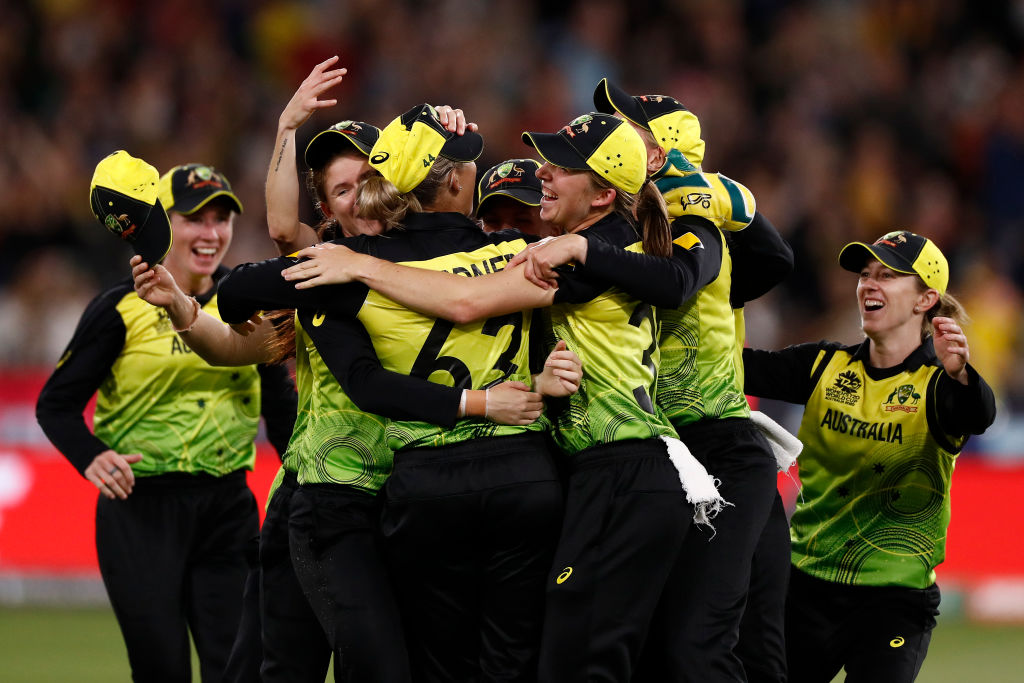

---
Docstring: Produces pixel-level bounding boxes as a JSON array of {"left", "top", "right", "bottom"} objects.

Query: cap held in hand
[{"left": 89, "top": 150, "right": 173, "bottom": 265}]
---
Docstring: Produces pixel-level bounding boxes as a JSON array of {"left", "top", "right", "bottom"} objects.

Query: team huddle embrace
[{"left": 36, "top": 56, "right": 996, "bottom": 683}]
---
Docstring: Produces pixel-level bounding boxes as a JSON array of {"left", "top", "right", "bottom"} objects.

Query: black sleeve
[
  {"left": 742, "top": 342, "right": 830, "bottom": 404},
  {"left": 933, "top": 364, "right": 997, "bottom": 437},
  {"left": 217, "top": 256, "right": 369, "bottom": 325},
  {"left": 256, "top": 362, "right": 297, "bottom": 459},
  {"left": 728, "top": 211, "right": 794, "bottom": 307},
  {"left": 300, "top": 309, "right": 462, "bottom": 427},
  {"left": 35, "top": 290, "right": 126, "bottom": 476},
  {"left": 577, "top": 219, "right": 722, "bottom": 308}
]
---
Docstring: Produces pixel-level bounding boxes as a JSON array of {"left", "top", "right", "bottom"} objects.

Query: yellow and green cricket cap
[
  {"left": 522, "top": 112, "right": 647, "bottom": 194},
  {"left": 477, "top": 158, "right": 543, "bottom": 212},
  {"left": 368, "top": 104, "right": 484, "bottom": 194},
  {"left": 158, "top": 163, "right": 243, "bottom": 216},
  {"left": 89, "top": 150, "right": 173, "bottom": 265},
  {"left": 304, "top": 119, "right": 381, "bottom": 169},
  {"left": 594, "top": 78, "right": 705, "bottom": 167},
  {"left": 839, "top": 230, "right": 949, "bottom": 295}
]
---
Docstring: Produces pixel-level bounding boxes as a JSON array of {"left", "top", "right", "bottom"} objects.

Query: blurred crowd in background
[{"left": 2, "top": 0, "right": 1024, "bottom": 424}]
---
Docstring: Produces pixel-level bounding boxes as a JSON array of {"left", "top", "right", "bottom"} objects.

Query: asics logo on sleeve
[
  {"left": 889, "top": 636, "right": 905, "bottom": 648},
  {"left": 556, "top": 567, "right": 573, "bottom": 584}
]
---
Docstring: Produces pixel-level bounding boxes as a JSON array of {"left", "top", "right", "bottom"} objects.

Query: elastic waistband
[
  {"left": 673, "top": 416, "right": 754, "bottom": 442},
  {"left": 132, "top": 468, "right": 247, "bottom": 493},
  {"left": 570, "top": 438, "right": 669, "bottom": 471},
  {"left": 395, "top": 432, "right": 550, "bottom": 467}
]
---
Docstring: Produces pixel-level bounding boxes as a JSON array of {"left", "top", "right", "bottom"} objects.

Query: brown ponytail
[{"left": 589, "top": 174, "right": 672, "bottom": 258}]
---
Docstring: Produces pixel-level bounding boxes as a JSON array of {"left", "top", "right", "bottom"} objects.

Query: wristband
[
  {"left": 458, "top": 390, "right": 468, "bottom": 418},
  {"left": 172, "top": 296, "right": 202, "bottom": 333},
  {"left": 464, "top": 390, "right": 487, "bottom": 417}
]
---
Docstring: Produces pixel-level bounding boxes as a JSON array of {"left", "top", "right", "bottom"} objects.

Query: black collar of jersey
[
  {"left": 849, "top": 336, "right": 937, "bottom": 380},
  {"left": 399, "top": 211, "right": 481, "bottom": 234},
  {"left": 581, "top": 211, "right": 641, "bottom": 241},
  {"left": 201, "top": 265, "right": 231, "bottom": 306}
]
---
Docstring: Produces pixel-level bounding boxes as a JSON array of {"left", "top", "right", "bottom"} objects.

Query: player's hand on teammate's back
[
  {"left": 508, "top": 234, "right": 588, "bottom": 289},
  {"left": 533, "top": 340, "right": 582, "bottom": 397},
  {"left": 85, "top": 449, "right": 143, "bottom": 500},
  {"left": 282, "top": 242, "right": 366, "bottom": 288},
  {"left": 485, "top": 381, "right": 544, "bottom": 426}
]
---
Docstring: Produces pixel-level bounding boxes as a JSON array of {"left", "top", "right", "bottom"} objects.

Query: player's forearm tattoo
[{"left": 273, "top": 138, "right": 289, "bottom": 173}]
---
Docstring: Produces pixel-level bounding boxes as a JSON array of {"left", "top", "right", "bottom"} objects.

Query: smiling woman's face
[
  {"left": 856, "top": 259, "right": 930, "bottom": 338},
  {"left": 165, "top": 202, "right": 234, "bottom": 278},
  {"left": 535, "top": 162, "right": 604, "bottom": 232}
]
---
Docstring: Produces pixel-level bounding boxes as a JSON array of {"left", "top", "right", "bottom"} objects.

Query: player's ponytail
[
  {"left": 358, "top": 157, "right": 467, "bottom": 229},
  {"left": 357, "top": 175, "right": 422, "bottom": 230},
  {"left": 589, "top": 174, "right": 672, "bottom": 258},
  {"left": 635, "top": 179, "right": 672, "bottom": 258}
]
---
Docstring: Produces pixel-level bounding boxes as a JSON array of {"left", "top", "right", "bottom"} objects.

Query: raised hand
[{"left": 280, "top": 56, "right": 347, "bottom": 131}]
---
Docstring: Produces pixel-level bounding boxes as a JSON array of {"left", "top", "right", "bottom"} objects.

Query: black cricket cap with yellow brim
[
  {"left": 304, "top": 120, "right": 381, "bottom": 169},
  {"left": 477, "top": 158, "right": 543, "bottom": 213},
  {"left": 838, "top": 230, "right": 949, "bottom": 295},
  {"left": 594, "top": 78, "right": 706, "bottom": 168},
  {"left": 89, "top": 150, "right": 173, "bottom": 265},
  {"left": 158, "top": 163, "right": 243, "bottom": 216},
  {"left": 522, "top": 113, "right": 647, "bottom": 194},
  {"left": 368, "top": 104, "right": 484, "bottom": 194}
]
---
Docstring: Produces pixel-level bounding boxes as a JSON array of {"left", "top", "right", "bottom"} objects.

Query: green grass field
[{"left": 1, "top": 606, "right": 1022, "bottom": 681}]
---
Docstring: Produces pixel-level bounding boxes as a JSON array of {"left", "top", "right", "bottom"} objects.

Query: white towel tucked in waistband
[
  {"left": 749, "top": 410, "right": 803, "bottom": 473},
  {"left": 659, "top": 435, "right": 729, "bottom": 529}
]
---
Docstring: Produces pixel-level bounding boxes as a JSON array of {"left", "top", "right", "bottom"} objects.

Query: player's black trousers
[
  {"left": 220, "top": 526, "right": 260, "bottom": 683},
  {"left": 785, "top": 568, "right": 940, "bottom": 683},
  {"left": 538, "top": 438, "right": 695, "bottom": 683},
  {"left": 380, "top": 432, "right": 563, "bottom": 683},
  {"left": 259, "top": 470, "right": 334, "bottom": 682},
  {"left": 635, "top": 417, "right": 782, "bottom": 682},
  {"left": 736, "top": 491, "right": 791, "bottom": 683},
  {"left": 96, "top": 470, "right": 257, "bottom": 683},
  {"left": 288, "top": 482, "right": 410, "bottom": 682}
]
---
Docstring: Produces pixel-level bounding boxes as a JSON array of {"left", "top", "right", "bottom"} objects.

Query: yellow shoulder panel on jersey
[{"left": 673, "top": 231, "right": 703, "bottom": 251}]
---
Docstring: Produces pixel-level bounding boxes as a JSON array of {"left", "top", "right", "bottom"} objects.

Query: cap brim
[
  {"left": 173, "top": 191, "right": 243, "bottom": 216},
  {"left": 521, "top": 132, "right": 590, "bottom": 171},
  {"left": 838, "top": 242, "right": 917, "bottom": 275},
  {"left": 593, "top": 78, "right": 650, "bottom": 131},
  {"left": 304, "top": 129, "right": 376, "bottom": 168},
  {"left": 479, "top": 186, "right": 543, "bottom": 211},
  {"left": 133, "top": 197, "right": 173, "bottom": 265},
  {"left": 439, "top": 130, "right": 484, "bottom": 163}
]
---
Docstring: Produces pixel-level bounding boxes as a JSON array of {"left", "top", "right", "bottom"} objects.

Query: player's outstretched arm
[
  {"left": 267, "top": 56, "right": 348, "bottom": 255},
  {"left": 131, "top": 256, "right": 276, "bottom": 366},
  {"left": 282, "top": 242, "right": 555, "bottom": 323}
]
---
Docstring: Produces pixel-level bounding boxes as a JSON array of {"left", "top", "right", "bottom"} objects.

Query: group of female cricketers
[{"left": 37, "top": 56, "right": 996, "bottom": 683}]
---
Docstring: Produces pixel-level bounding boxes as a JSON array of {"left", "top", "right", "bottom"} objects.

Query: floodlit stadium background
[{"left": 1, "top": 0, "right": 1024, "bottom": 678}]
